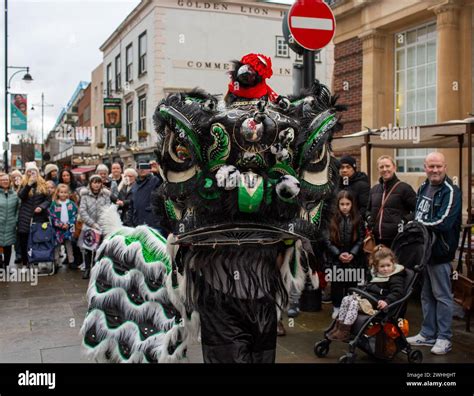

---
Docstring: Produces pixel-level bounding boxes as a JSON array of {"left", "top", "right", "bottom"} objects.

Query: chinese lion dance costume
[{"left": 80, "top": 53, "right": 346, "bottom": 363}]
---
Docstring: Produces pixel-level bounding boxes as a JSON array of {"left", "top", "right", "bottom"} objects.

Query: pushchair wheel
[
  {"left": 339, "top": 352, "right": 356, "bottom": 364},
  {"left": 314, "top": 340, "right": 330, "bottom": 358},
  {"left": 407, "top": 349, "right": 423, "bottom": 363}
]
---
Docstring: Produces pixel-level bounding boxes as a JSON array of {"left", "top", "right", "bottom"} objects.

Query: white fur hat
[{"left": 25, "top": 161, "right": 39, "bottom": 173}]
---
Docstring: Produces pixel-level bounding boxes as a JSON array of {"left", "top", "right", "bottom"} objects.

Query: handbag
[
  {"left": 73, "top": 220, "right": 83, "bottom": 240},
  {"left": 77, "top": 225, "right": 102, "bottom": 251},
  {"left": 364, "top": 181, "right": 402, "bottom": 254},
  {"left": 363, "top": 230, "right": 376, "bottom": 254}
]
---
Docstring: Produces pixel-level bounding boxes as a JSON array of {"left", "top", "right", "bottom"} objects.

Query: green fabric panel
[
  {"left": 238, "top": 177, "right": 264, "bottom": 213},
  {"left": 110, "top": 230, "right": 171, "bottom": 273}
]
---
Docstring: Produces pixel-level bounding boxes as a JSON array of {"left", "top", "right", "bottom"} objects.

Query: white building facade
[{"left": 100, "top": 0, "right": 334, "bottom": 165}]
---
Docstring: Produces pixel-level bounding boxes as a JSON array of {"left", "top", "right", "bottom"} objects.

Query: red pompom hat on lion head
[{"left": 227, "top": 53, "right": 278, "bottom": 102}]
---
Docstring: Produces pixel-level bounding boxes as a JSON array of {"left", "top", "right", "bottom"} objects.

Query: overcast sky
[
  {"left": 1, "top": 0, "right": 141, "bottom": 144},
  {"left": 1, "top": 0, "right": 296, "bottom": 146}
]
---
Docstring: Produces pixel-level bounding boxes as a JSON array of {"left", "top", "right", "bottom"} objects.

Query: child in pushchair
[
  {"left": 326, "top": 245, "right": 405, "bottom": 342},
  {"left": 314, "top": 221, "right": 430, "bottom": 363}
]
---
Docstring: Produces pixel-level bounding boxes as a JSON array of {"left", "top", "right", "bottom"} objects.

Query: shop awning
[
  {"left": 71, "top": 166, "right": 96, "bottom": 175},
  {"left": 332, "top": 119, "right": 474, "bottom": 152}
]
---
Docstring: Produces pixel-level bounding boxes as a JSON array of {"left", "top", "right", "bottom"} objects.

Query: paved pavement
[{"left": 0, "top": 263, "right": 473, "bottom": 364}]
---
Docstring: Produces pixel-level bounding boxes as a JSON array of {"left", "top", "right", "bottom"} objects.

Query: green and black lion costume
[{"left": 81, "top": 53, "right": 345, "bottom": 363}]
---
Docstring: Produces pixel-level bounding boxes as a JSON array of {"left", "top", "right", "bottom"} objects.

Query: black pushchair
[{"left": 314, "top": 221, "right": 430, "bottom": 363}]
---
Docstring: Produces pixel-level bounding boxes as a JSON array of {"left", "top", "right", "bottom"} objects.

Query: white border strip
[{"left": 291, "top": 16, "right": 333, "bottom": 31}]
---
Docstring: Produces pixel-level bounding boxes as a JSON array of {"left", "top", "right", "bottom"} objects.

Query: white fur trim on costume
[
  {"left": 100, "top": 205, "right": 125, "bottom": 236},
  {"left": 80, "top": 224, "right": 201, "bottom": 364},
  {"left": 280, "top": 240, "right": 306, "bottom": 308},
  {"left": 80, "top": 309, "right": 183, "bottom": 363},
  {"left": 166, "top": 233, "right": 179, "bottom": 263},
  {"left": 309, "top": 270, "right": 320, "bottom": 290}
]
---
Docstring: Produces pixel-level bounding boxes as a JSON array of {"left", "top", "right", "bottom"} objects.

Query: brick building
[
  {"left": 333, "top": 37, "right": 362, "bottom": 157},
  {"left": 330, "top": 0, "right": 473, "bottom": 221}
]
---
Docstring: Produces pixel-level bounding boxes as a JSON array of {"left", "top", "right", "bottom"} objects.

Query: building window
[
  {"left": 395, "top": 148, "right": 432, "bottom": 173},
  {"left": 126, "top": 44, "right": 133, "bottom": 82},
  {"left": 106, "top": 63, "right": 112, "bottom": 97},
  {"left": 115, "top": 54, "right": 121, "bottom": 92},
  {"left": 275, "top": 36, "right": 289, "bottom": 58},
  {"left": 139, "top": 32, "right": 147, "bottom": 75},
  {"left": 395, "top": 22, "right": 437, "bottom": 128},
  {"left": 84, "top": 106, "right": 91, "bottom": 123},
  {"left": 138, "top": 95, "right": 146, "bottom": 131},
  {"left": 126, "top": 101, "right": 133, "bottom": 141}
]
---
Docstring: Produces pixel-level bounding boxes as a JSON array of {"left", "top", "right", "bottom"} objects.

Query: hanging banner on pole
[
  {"left": 103, "top": 98, "right": 122, "bottom": 129},
  {"left": 11, "top": 93, "right": 28, "bottom": 132}
]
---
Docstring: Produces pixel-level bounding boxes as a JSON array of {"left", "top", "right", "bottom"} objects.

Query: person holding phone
[
  {"left": 10, "top": 169, "right": 23, "bottom": 193},
  {"left": 17, "top": 162, "right": 50, "bottom": 269}
]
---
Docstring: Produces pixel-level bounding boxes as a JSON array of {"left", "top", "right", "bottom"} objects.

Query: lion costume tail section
[{"left": 80, "top": 206, "right": 199, "bottom": 363}]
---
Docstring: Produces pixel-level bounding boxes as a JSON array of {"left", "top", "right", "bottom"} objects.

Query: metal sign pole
[
  {"left": 303, "top": 50, "right": 315, "bottom": 89},
  {"left": 293, "top": 63, "right": 303, "bottom": 96}
]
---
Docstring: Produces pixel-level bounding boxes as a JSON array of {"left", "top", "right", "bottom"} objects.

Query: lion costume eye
[
  {"left": 167, "top": 130, "right": 191, "bottom": 164},
  {"left": 301, "top": 144, "right": 330, "bottom": 186},
  {"left": 161, "top": 127, "right": 199, "bottom": 183}
]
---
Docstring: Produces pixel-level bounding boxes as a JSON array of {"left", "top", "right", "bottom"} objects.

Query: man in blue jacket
[
  {"left": 408, "top": 152, "right": 462, "bottom": 355},
  {"left": 126, "top": 163, "right": 164, "bottom": 233}
]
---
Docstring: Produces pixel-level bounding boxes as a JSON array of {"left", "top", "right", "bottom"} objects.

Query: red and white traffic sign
[{"left": 288, "top": 0, "right": 336, "bottom": 51}]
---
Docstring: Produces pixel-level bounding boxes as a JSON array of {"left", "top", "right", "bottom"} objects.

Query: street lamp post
[
  {"left": 4, "top": 67, "right": 34, "bottom": 173},
  {"left": 4, "top": 0, "right": 33, "bottom": 173},
  {"left": 31, "top": 93, "right": 54, "bottom": 167}
]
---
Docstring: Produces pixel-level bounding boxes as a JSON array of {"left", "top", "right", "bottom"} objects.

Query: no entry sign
[{"left": 288, "top": 0, "right": 336, "bottom": 51}]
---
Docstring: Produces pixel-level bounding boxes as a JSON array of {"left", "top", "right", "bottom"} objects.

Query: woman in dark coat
[
  {"left": 17, "top": 162, "right": 50, "bottom": 267},
  {"left": 367, "top": 155, "right": 417, "bottom": 247}
]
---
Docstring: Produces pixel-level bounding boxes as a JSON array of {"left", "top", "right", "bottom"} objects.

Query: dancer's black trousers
[{"left": 197, "top": 287, "right": 277, "bottom": 363}]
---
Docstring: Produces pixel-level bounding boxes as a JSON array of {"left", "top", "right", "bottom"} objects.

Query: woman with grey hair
[
  {"left": 117, "top": 168, "right": 137, "bottom": 225},
  {"left": 95, "top": 164, "right": 111, "bottom": 189}
]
